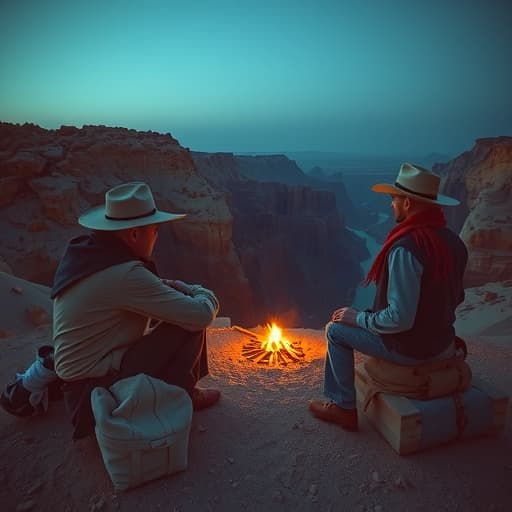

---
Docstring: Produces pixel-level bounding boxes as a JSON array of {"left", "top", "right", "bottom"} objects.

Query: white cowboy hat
[
  {"left": 79, "top": 182, "right": 186, "bottom": 230},
  {"left": 371, "top": 162, "right": 459, "bottom": 206}
]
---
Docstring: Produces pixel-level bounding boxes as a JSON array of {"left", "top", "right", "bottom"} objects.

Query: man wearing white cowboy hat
[
  {"left": 1, "top": 182, "right": 221, "bottom": 439},
  {"left": 309, "top": 162, "right": 468, "bottom": 431}
]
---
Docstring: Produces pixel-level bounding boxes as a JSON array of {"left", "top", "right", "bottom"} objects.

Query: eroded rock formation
[
  {"left": 193, "top": 151, "right": 366, "bottom": 326},
  {"left": 436, "top": 137, "right": 512, "bottom": 286},
  {"left": 0, "top": 123, "right": 364, "bottom": 327},
  {"left": 0, "top": 122, "right": 253, "bottom": 323}
]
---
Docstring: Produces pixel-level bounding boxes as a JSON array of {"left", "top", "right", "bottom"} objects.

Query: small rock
[
  {"left": 11, "top": 286, "right": 23, "bottom": 294},
  {"left": 371, "top": 471, "right": 384, "bottom": 483},
  {"left": 309, "top": 483, "right": 319, "bottom": 496},
  {"left": 17, "top": 501, "right": 36, "bottom": 512},
  {"left": 198, "top": 425, "right": 207, "bottom": 433},
  {"left": 231, "top": 481, "right": 239, "bottom": 488},
  {"left": 226, "top": 457, "right": 235, "bottom": 464}
]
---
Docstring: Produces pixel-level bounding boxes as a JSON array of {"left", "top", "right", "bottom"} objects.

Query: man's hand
[{"left": 331, "top": 307, "right": 359, "bottom": 326}]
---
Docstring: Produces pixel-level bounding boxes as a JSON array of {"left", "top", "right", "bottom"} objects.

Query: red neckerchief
[{"left": 363, "top": 207, "right": 451, "bottom": 285}]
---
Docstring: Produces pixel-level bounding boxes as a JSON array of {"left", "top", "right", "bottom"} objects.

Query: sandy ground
[{"left": 0, "top": 274, "right": 511, "bottom": 511}]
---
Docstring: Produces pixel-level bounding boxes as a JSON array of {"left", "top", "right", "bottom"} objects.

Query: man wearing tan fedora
[
  {"left": 309, "top": 162, "right": 468, "bottom": 431},
  {"left": 1, "top": 182, "right": 221, "bottom": 439}
]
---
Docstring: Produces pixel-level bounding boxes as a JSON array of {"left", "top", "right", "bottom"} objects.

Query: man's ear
[{"left": 403, "top": 196, "right": 412, "bottom": 210}]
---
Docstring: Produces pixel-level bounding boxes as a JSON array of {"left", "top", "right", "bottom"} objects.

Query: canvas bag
[
  {"left": 362, "top": 354, "right": 472, "bottom": 411},
  {"left": 91, "top": 373, "right": 193, "bottom": 491}
]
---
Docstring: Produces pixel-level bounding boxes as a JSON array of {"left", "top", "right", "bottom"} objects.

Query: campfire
[{"left": 235, "top": 323, "right": 305, "bottom": 366}]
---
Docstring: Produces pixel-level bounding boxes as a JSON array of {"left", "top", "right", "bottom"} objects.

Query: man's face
[
  {"left": 390, "top": 195, "right": 408, "bottom": 223},
  {"left": 133, "top": 224, "right": 159, "bottom": 260}
]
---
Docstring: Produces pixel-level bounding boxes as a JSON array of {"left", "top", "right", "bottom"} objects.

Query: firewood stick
[
  {"left": 282, "top": 348, "right": 300, "bottom": 362},
  {"left": 277, "top": 352, "right": 288, "bottom": 365},
  {"left": 254, "top": 351, "right": 270, "bottom": 364},
  {"left": 286, "top": 346, "right": 304, "bottom": 358},
  {"left": 232, "top": 325, "right": 260, "bottom": 339},
  {"left": 242, "top": 349, "right": 262, "bottom": 357}
]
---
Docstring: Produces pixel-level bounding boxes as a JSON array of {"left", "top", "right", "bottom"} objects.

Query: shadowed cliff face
[
  {"left": 435, "top": 137, "right": 512, "bottom": 287},
  {"left": 0, "top": 123, "right": 364, "bottom": 327},
  {"left": 193, "top": 152, "right": 366, "bottom": 327}
]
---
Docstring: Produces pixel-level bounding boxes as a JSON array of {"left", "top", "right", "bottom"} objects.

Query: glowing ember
[{"left": 237, "top": 323, "right": 305, "bottom": 366}]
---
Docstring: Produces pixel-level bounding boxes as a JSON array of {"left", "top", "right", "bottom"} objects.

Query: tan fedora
[
  {"left": 79, "top": 182, "right": 186, "bottom": 231},
  {"left": 371, "top": 162, "right": 459, "bottom": 206}
]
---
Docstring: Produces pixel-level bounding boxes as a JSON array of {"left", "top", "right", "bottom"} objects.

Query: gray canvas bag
[{"left": 91, "top": 373, "right": 193, "bottom": 491}]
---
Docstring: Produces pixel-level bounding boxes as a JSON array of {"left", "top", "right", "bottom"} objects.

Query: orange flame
[{"left": 261, "top": 322, "right": 290, "bottom": 353}]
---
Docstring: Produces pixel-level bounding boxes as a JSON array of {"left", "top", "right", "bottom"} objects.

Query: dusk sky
[{"left": 1, "top": 0, "right": 510, "bottom": 157}]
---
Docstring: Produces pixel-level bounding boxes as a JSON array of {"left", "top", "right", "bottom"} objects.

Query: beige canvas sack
[
  {"left": 91, "top": 373, "right": 193, "bottom": 491},
  {"left": 362, "top": 355, "right": 472, "bottom": 410}
]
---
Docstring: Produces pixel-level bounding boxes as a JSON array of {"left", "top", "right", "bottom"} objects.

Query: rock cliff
[
  {"left": 233, "top": 153, "right": 360, "bottom": 227},
  {"left": 0, "top": 122, "right": 253, "bottom": 323},
  {"left": 193, "top": 151, "right": 366, "bottom": 326},
  {"left": 435, "top": 137, "right": 512, "bottom": 286},
  {"left": 0, "top": 123, "right": 364, "bottom": 327}
]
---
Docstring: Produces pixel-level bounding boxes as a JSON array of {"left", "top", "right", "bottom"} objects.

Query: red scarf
[{"left": 363, "top": 207, "right": 451, "bottom": 285}]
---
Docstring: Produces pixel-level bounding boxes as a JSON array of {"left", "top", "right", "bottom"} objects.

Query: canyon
[{"left": 0, "top": 122, "right": 363, "bottom": 327}]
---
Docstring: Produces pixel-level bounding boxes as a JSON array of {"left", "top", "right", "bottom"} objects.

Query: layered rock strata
[
  {"left": 435, "top": 137, "right": 512, "bottom": 286},
  {"left": 0, "top": 123, "right": 364, "bottom": 326}
]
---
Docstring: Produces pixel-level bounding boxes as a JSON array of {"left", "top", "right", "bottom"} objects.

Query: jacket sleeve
[
  {"left": 120, "top": 263, "right": 220, "bottom": 331},
  {"left": 356, "top": 246, "right": 423, "bottom": 334}
]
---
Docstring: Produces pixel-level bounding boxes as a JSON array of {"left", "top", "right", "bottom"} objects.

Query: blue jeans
[{"left": 323, "top": 321, "right": 454, "bottom": 410}]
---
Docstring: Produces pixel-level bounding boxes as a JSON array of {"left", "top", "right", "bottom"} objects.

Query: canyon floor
[{"left": 0, "top": 319, "right": 511, "bottom": 512}]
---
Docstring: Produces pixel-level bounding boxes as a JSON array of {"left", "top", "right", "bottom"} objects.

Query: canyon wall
[
  {"left": 435, "top": 137, "right": 512, "bottom": 287},
  {"left": 0, "top": 122, "right": 253, "bottom": 323},
  {"left": 193, "top": 151, "right": 366, "bottom": 326},
  {"left": 0, "top": 124, "right": 365, "bottom": 327}
]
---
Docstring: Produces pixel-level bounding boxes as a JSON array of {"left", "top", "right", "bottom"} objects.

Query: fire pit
[{"left": 234, "top": 323, "right": 305, "bottom": 366}]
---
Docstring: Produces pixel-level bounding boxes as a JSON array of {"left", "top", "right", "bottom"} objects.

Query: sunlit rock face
[
  {"left": 193, "top": 152, "right": 365, "bottom": 327},
  {"left": 0, "top": 122, "right": 253, "bottom": 323},
  {"left": 435, "top": 137, "right": 512, "bottom": 286}
]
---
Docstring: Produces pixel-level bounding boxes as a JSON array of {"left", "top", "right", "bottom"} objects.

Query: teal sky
[{"left": 1, "top": 0, "right": 510, "bottom": 156}]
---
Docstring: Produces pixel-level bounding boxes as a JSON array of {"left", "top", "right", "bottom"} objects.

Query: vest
[{"left": 373, "top": 227, "right": 467, "bottom": 359}]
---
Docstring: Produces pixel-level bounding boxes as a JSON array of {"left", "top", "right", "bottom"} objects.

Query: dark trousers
[{"left": 62, "top": 323, "right": 209, "bottom": 439}]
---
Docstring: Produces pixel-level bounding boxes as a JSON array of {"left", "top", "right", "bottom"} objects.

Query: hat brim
[
  {"left": 371, "top": 183, "right": 460, "bottom": 206},
  {"left": 78, "top": 205, "right": 187, "bottom": 231}
]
